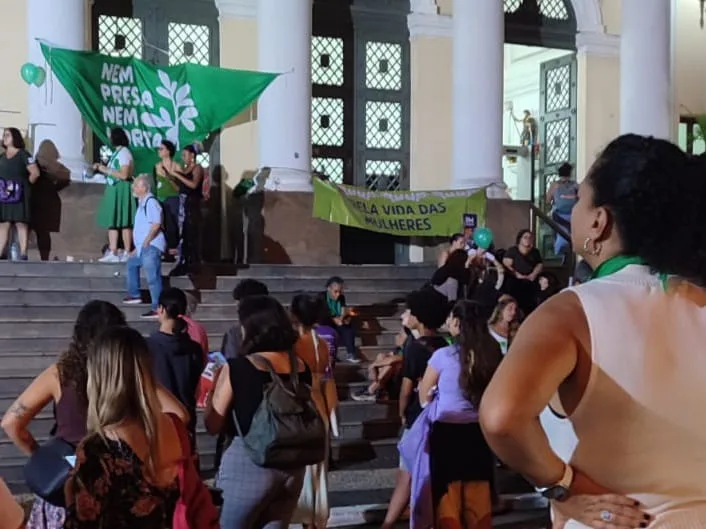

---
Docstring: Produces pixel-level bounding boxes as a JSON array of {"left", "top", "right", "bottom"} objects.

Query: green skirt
[{"left": 97, "top": 180, "right": 137, "bottom": 229}]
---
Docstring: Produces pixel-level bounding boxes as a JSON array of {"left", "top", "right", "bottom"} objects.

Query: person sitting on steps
[
  {"left": 319, "top": 276, "right": 359, "bottom": 363},
  {"left": 352, "top": 327, "right": 409, "bottom": 402}
]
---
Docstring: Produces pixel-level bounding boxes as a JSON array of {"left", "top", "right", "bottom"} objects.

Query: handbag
[
  {"left": 233, "top": 350, "right": 326, "bottom": 469},
  {"left": 169, "top": 414, "right": 220, "bottom": 529},
  {"left": 0, "top": 179, "right": 23, "bottom": 204},
  {"left": 23, "top": 437, "right": 75, "bottom": 507}
]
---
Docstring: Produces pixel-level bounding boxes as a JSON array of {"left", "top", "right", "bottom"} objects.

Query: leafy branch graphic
[{"left": 140, "top": 70, "right": 199, "bottom": 147}]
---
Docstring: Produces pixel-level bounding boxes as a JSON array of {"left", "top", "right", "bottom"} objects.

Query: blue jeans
[
  {"left": 336, "top": 323, "right": 357, "bottom": 359},
  {"left": 553, "top": 210, "right": 572, "bottom": 255},
  {"left": 126, "top": 245, "right": 163, "bottom": 309}
]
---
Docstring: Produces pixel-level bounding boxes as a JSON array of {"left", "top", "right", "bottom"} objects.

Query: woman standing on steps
[
  {"left": 95, "top": 128, "right": 137, "bottom": 263},
  {"left": 290, "top": 293, "right": 339, "bottom": 529},
  {"left": 0, "top": 127, "right": 40, "bottom": 261},
  {"left": 0, "top": 300, "right": 188, "bottom": 529}
]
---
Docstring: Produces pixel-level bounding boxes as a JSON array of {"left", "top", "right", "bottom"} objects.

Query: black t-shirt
[
  {"left": 228, "top": 355, "right": 312, "bottom": 436},
  {"left": 401, "top": 335, "right": 449, "bottom": 428},
  {"left": 147, "top": 331, "right": 205, "bottom": 434},
  {"left": 505, "top": 246, "right": 542, "bottom": 276}
]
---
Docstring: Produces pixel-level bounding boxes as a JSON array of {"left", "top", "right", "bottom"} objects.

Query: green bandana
[{"left": 591, "top": 255, "right": 668, "bottom": 290}]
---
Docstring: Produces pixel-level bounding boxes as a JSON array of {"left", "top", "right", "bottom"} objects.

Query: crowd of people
[
  {"left": 1, "top": 132, "right": 706, "bottom": 529},
  {"left": 0, "top": 126, "right": 204, "bottom": 276}
]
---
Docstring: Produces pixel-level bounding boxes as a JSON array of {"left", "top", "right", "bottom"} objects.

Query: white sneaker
[
  {"left": 98, "top": 251, "right": 121, "bottom": 263},
  {"left": 118, "top": 251, "right": 130, "bottom": 263}
]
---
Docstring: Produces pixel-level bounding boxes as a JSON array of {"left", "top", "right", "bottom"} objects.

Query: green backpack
[{"left": 233, "top": 351, "right": 327, "bottom": 469}]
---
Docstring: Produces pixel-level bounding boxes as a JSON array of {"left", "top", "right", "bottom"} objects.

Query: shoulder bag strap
[
  {"left": 311, "top": 329, "right": 321, "bottom": 371},
  {"left": 286, "top": 348, "right": 300, "bottom": 389}
]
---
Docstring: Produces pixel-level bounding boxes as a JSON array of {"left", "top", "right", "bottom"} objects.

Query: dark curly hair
[
  {"left": 109, "top": 127, "right": 130, "bottom": 148},
  {"left": 238, "top": 295, "right": 298, "bottom": 356},
  {"left": 588, "top": 134, "right": 706, "bottom": 284},
  {"left": 291, "top": 293, "right": 325, "bottom": 329},
  {"left": 406, "top": 288, "right": 449, "bottom": 330},
  {"left": 57, "top": 300, "right": 127, "bottom": 402},
  {"left": 451, "top": 300, "right": 503, "bottom": 408},
  {"left": 3, "top": 127, "right": 25, "bottom": 150}
]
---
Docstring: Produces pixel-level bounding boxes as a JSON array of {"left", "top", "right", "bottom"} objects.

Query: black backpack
[{"left": 233, "top": 351, "right": 327, "bottom": 469}]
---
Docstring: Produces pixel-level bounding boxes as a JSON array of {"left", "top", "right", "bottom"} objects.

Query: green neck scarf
[{"left": 591, "top": 255, "right": 668, "bottom": 290}]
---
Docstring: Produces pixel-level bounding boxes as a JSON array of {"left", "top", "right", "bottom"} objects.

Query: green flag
[
  {"left": 40, "top": 42, "right": 278, "bottom": 173},
  {"left": 312, "top": 179, "right": 487, "bottom": 237}
]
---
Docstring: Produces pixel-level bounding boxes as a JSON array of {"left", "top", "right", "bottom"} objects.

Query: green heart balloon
[
  {"left": 33, "top": 67, "right": 46, "bottom": 87},
  {"left": 20, "top": 63, "right": 38, "bottom": 85}
]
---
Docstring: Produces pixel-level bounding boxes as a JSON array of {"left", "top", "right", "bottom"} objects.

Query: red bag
[{"left": 169, "top": 415, "right": 220, "bottom": 529}]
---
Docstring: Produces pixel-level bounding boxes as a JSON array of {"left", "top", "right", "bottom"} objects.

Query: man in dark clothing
[
  {"left": 382, "top": 287, "right": 449, "bottom": 529},
  {"left": 220, "top": 279, "right": 269, "bottom": 359},
  {"left": 320, "top": 276, "right": 358, "bottom": 363}
]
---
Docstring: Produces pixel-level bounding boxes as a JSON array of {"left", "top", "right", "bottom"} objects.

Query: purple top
[
  {"left": 428, "top": 344, "right": 478, "bottom": 423},
  {"left": 315, "top": 324, "right": 339, "bottom": 381}
]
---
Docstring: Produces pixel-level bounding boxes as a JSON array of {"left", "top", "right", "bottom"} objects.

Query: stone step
[
  {"left": 0, "top": 311, "right": 405, "bottom": 333},
  {"left": 0, "top": 275, "right": 425, "bottom": 292},
  {"left": 0, "top": 262, "right": 434, "bottom": 280},
  {"left": 330, "top": 438, "right": 399, "bottom": 471},
  {"left": 0, "top": 356, "right": 383, "bottom": 392},
  {"left": 0, "top": 288, "right": 409, "bottom": 307},
  {"left": 337, "top": 419, "right": 401, "bottom": 441},
  {"left": 0, "top": 320, "right": 400, "bottom": 344},
  {"left": 0, "top": 305, "right": 406, "bottom": 332}
]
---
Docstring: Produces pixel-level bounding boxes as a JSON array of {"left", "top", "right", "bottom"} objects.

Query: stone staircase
[{"left": 0, "top": 261, "right": 546, "bottom": 526}]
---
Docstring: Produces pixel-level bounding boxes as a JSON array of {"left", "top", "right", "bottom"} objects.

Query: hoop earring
[{"left": 582, "top": 237, "right": 601, "bottom": 256}]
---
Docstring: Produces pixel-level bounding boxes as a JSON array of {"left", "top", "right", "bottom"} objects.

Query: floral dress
[{"left": 64, "top": 434, "right": 179, "bottom": 529}]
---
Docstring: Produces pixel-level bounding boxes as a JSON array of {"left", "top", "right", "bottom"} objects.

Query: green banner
[
  {"left": 40, "top": 42, "right": 277, "bottom": 173},
  {"left": 313, "top": 179, "right": 487, "bottom": 237}
]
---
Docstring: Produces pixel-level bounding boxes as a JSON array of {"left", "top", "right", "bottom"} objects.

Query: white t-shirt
[
  {"left": 134, "top": 194, "right": 167, "bottom": 255},
  {"left": 112, "top": 147, "right": 133, "bottom": 169},
  {"left": 0, "top": 478, "right": 23, "bottom": 529}
]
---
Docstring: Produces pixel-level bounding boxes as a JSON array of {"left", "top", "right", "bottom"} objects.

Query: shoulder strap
[
  {"left": 311, "top": 330, "right": 321, "bottom": 371},
  {"left": 143, "top": 195, "right": 161, "bottom": 213}
]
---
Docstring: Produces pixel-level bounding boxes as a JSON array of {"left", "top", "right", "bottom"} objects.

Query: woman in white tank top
[{"left": 479, "top": 134, "right": 706, "bottom": 529}]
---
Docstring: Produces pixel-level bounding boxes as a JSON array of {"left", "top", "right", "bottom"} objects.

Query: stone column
[
  {"left": 257, "top": 0, "right": 313, "bottom": 192},
  {"left": 619, "top": 0, "right": 672, "bottom": 139},
  {"left": 451, "top": 0, "right": 504, "bottom": 190},
  {"left": 575, "top": 30, "right": 620, "bottom": 179},
  {"left": 27, "top": 0, "right": 86, "bottom": 179}
]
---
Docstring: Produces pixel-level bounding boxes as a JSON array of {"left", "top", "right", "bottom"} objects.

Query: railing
[{"left": 529, "top": 204, "right": 576, "bottom": 284}]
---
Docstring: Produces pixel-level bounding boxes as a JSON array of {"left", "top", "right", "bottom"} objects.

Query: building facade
[{"left": 0, "top": 0, "right": 703, "bottom": 263}]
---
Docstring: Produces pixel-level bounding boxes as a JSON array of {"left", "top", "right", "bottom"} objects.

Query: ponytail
[
  {"left": 157, "top": 287, "right": 189, "bottom": 335},
  {"left": 174, "top": 316, "right": 188, "bottom": 335}
]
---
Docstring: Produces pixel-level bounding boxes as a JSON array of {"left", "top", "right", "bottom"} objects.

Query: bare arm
[
  {"left": 546, "top": 182, "right": 558, "bottom": 205},
  {"left": 479, "top": 292, "right": 582, "bottom": 486},
  {"left": 418, "top": 365, "right": 440, "bottom": 406},
  {"left": 156, "top": 385, "right": 189, "bottom": 424},
  {"left": 170, "top": 165, "right": 203, "bottom": 191},
  {"left": 502, "top": 257, "right": 517, "bottom": 275},
  {"left": 204, "top": 364, "right": 233, "bottom": 435},
  {"left": 1, "top": 365, "right": 59, "bottom": 455},
  {"left": 398, "top": 377, "right": 413, "bottom": 425},
  {"left": 98, "top": 162, "right": 132, "bottom": 181},
  {"left": 528, "top": 262, "right": 544, "bottom": 281},
  {"left": 437, "top": 250, "right": 449, "bottom": 268}
]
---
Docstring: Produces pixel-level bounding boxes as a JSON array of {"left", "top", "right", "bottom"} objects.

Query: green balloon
[
  {"left": 33, "top": 67, "right": 46, "bottom": 87},
  {"left": 20, "top": 63, "right": 38, "bottom": 85},
  {"left": 473, "top": 227, "right": 494, "bottom": 250}
]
